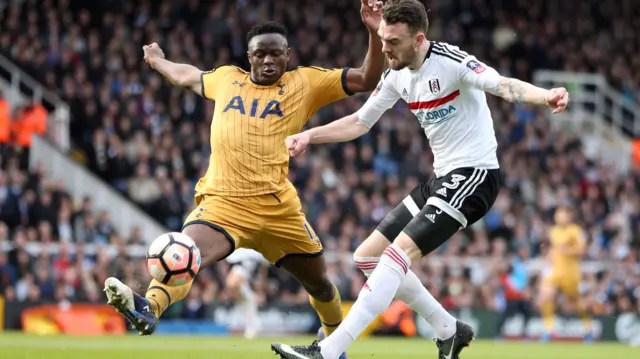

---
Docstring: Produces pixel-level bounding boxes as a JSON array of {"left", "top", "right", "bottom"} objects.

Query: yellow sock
[
  {"left": 540, "top": 299, "right": 555, "bottom": 332},
  {"left": 309, "top": 285, "right": 343, "bottom": 336},
  {"left": 576, "top": 305, "right": 592, "bottom": 331},
  {"left": 145, "top": 279, "right": 194, "bottom": 318}
]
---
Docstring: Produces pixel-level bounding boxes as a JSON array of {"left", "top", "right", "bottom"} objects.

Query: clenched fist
[
  {"left": 285, "top": 132, "right": 311, "bottom": 157},
  {"left": 545, "top": 87, "right": 569, "bottom": 114},
  {"left": 143, "top": 43, "right": 165, "bottom": 65}
]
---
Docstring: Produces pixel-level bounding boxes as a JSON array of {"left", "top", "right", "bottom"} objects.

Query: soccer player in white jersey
[
  {"left": 271, "top": 1, "right": 568, "bottom": 359},
  {"left": 225, "top": 248, "right": 268, "bottom": 339}
]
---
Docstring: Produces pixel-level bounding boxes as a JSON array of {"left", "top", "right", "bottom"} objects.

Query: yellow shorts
[
  {"left": 543, "top": 269, "right": 580, "bottom": 299},
  {"left": 183, "top": 182, "right": 322, "bottom": 265}
]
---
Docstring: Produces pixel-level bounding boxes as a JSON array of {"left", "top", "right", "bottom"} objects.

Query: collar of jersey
[
  {"left": 409, "top": 42, "right": 434, "bottom": 74},
  {"left": 248, "top": 73, "right": 286, "bottom": 88}
]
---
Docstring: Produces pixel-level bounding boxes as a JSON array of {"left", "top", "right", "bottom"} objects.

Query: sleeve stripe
[
  {"left": 433, "top": 43, "right": 468, "bottom": 58},
  {"left": 431, "top": 46, "right": 465, "bottom": 62},
  {"left": 431, "top": 50, "right": 464, "bottom": 63},
  {"left": 200, "top": 72, "right": 209, "bottom": 100},
  {"left": 341, "top": 67, "right": 354, "bottom": 96}
]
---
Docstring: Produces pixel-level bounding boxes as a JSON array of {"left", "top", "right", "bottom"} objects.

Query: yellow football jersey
[
  {"left": 549, "top": 223, "right": 584, "bottom": 272},
  {"left": 197, "top": 65, "right": 352, "bottom": 196}
]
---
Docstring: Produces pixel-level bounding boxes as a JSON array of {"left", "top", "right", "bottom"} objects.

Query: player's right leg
[
  {"left": 273, "top": 168, "right": 500, "bottom": 359},
  {"left": 538, "top": 274, "right": 558, "bottom": 342},
  {"left": 352, "top": 184, "right": 458, "bottom": 341},
  {"left": 105, "top": 195, "right": 240, "bottom": 335}
]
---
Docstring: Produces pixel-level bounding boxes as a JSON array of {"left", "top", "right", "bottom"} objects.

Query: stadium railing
[
  {"left": 0, "top": 54, "right": 70, "bottom": 151},
  {"left": 29, "top": 135, "right": 168, "bottom": 241},
  {"left": 534, "top": 70, "right": 638, "bottom": 173}
]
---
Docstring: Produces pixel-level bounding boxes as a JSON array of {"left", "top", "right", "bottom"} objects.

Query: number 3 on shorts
[{"left": 442, "top": 174, "right": 467, "bottom": 189}]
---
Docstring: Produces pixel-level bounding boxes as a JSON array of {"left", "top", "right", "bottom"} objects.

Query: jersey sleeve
[
  {"left": 356, "top": 70, "right": 401, "bottom": 128},
  {"left": 200, "top": 66, "right": 234, "bottom": 100},
  {"left": 454, "top": 51, "right": 501, "bottom": 92},
  {"left": 299, "top": 67, "right": 353, "bottom": 109}
]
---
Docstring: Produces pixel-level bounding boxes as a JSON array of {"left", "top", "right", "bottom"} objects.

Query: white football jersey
[{"left": 357, "top": 42, "right": 501, "bottom": 177}]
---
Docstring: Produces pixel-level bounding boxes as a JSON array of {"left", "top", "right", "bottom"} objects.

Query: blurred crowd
[{"left": 1, "top": 0, "right": 639, "bottom": 321}]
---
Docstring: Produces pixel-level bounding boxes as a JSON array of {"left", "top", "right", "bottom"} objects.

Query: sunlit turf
[{"left": 0, "top": 332, "right": 636, "bottom": 359}]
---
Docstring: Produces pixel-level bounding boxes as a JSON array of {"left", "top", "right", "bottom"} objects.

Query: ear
[
  {"left": 246, "top": 50, "right": 251, "bottom": 63},
  {"left": 286, "top": 47, "right": 291, "bottom": 61},
  {"left": 415, "top": 32, "right": 426, "bottom": 45}
]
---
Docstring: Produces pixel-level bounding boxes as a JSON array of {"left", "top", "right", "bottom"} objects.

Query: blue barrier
[{"left": 154, "top": 320, "right": 230, "bottom": 335}]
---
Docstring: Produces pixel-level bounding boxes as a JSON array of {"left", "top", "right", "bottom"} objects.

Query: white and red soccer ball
[{"left": 146, "top": 232, "right": 201, "bottom": 286}]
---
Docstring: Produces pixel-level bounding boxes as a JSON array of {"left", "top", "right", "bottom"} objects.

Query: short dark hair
[
  {"left": 246, "top": 21, "right": 288, "bottom": 43},
  {"left": 383, "top": 0, "right": 429, "bottom": 34}
]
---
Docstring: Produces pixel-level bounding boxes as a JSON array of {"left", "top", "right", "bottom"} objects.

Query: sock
[
  {"left": 309, "top": 284, "right": 343, "bottom": 336},
  {"left": 540, "top": 298, "right": 555, "bottom": 333},
  {"left": 320, "top": 244, "right": 410, "bottom": 359},
  {"left": 145, "top": 279, "right": 193, "bottom": 317},
  {"left": 239, "top": 281, "right": 258, "bottom": 330},
  {"left": 573, "top": 299, "right": 592, "bottom": 332},
  {"left": 355, "top": 256, "right": 456, "bottom": 339}
]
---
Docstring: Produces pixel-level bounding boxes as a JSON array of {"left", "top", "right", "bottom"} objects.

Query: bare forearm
[
  {"left": 361, "top": 31, "right": 385, "bottom": 89},
  {"left": 491, "top": 76, "right": 548, "bottom": 105},
  {"left": 148, "top": 58, "right": 200, "bottom": 88},
  {"left": 307, "top": 114, "right": 370, "bottom": 144},
  {"left": 347, "top": 31, "right": 385, "bottom": 92}
]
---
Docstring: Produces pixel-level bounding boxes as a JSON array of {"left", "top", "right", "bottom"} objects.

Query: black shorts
[{"left": 377, "top": 167, "right": 500, "bottom": 256}]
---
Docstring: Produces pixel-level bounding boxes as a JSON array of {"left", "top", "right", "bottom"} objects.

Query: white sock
[
  {"left": 355, "top": 256, "right": 456, "bottom": 339},
  {"left": 319, "top": 244, "right": 410, "bottom": 359}
]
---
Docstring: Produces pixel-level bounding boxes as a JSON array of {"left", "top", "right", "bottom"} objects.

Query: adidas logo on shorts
[
  {"left": 426, "top": 213, "right": 436, "bottom": 223},
  {"left": 436, "top": 187, "right": 447, "bottom": 197}
]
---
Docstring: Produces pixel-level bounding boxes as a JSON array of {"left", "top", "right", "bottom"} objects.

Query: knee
[
  {"left": 304, "top": 276, "right": 335, "bottom": 302},
  {"left": 353, "top": 232, "right": 387, "bottom": 259},
  {"left": 353, "top": 245, "right": 377, "bottom": 260},
  {"left": 183, "top": 224, "right": 233, "bottom": 267}
]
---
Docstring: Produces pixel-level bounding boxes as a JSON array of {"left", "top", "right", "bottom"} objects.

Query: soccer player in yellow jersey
[
  {"left": 539, "top": 205, "right": 593, "bottom": 342},
  {"left": 104, "top": 1, "right": 385, "bottom": 349}
]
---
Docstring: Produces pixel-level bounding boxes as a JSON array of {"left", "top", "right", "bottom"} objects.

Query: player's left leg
[
  {"left": 563, "top": 281, "right": 593, "bottom": 342},
  {"left": 258, "top": 185, "right": 346, "bottom": 358},
  {"left": 278, "top": 254, "right": 344, "bottom": 336}
]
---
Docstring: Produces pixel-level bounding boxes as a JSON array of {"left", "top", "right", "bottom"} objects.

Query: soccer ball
[{"left": 146, "top": 232, "right": 201, "bottom": 286}]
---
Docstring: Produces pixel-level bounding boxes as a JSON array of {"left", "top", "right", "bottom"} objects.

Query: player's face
[
  {"left": 554, "top": 207, "right": 571, "bottom": 225},
  {"left": 247, "top": 34, "right": 290, "bottom": 86},
  {"left": 378, "top": 20, "right": 424, "bottom": 70}
]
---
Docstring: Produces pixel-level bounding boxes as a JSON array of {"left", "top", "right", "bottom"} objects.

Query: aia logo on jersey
[
  {"left": 428, "top": 79, "right": 440, "bottom": 94},
  {"left": 466, "top": 60, "right": 486, "bottom": 74},
  {"left": 372, "top": 81, "right": 383, "bottom": 96}
]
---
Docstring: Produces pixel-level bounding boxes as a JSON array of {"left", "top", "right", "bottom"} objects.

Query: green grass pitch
[{"left": 0, "top": 332, "right": 636, "bottom": 359}]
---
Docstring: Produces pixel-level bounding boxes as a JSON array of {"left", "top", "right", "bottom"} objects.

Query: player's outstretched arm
[
  {"left": 343, "top": 0, "right": 386, "bottom": 93},
  {"left": 143, "top": 43, "right": 203, "bottom": 96},
  {"left": 285, "top": 113, "right": 369, "bottom": 156},
  {"left": 489, "top": 77, "right": 569, "bottom": 114}
]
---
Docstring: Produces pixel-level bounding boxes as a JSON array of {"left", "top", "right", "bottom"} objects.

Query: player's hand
[
  {"left": 361, "top": 0, "right": 384, "bottom": 32},
  {"left": 285, "top": 133, "right": 310, "bottom": 157},
  {"left": 545, "top": 87, "right": 569, "bottom": 114},
  {"left": 142, "top": 42, "right": 165, "bottom": 65}
]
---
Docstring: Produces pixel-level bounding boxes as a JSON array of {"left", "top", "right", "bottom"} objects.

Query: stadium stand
[{"left": 0, "top": 0, "right": 639, "bottom": 330}]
